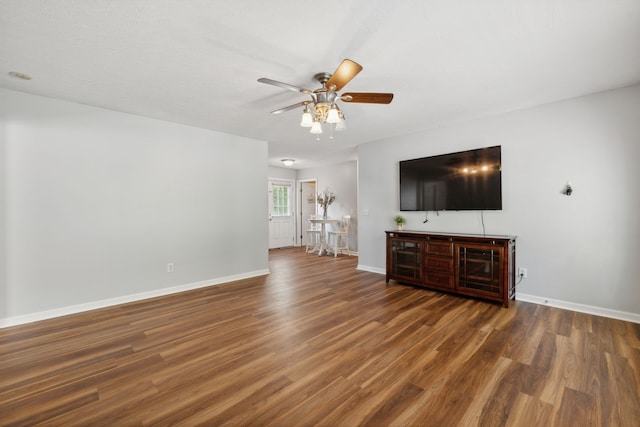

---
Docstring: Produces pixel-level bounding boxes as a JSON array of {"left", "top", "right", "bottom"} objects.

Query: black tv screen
[{"left": 400, "top": 146, "right": 502, "bottom": 211}]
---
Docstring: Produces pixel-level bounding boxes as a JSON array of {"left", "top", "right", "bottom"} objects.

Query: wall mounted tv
[{"left": 399, "top": 145, "right": 502, "bottom": 211}]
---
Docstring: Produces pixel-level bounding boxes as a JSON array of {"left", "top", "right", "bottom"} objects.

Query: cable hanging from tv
[{"left": 423, "top": 210, "right": 439, "bottom": 223}]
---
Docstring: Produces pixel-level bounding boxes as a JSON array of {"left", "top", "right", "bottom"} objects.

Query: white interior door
[
  {"left": 299, "top": 180, "right": 317, "bottom": 246},
  {"left": 268, "top": 180, "right": 295, "bottom": 249}
]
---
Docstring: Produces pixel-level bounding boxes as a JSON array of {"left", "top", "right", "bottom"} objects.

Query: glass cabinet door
[
  {"left": 456, "top": 243, "right": 503, "bottom": 297},
  {"left": 390, "top": 238, "right": 422, "bottom": 281}
]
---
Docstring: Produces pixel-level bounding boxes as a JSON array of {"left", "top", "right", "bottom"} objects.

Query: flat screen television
[{"left": 399, "top": 145, "right": 502, "bottom": 211}]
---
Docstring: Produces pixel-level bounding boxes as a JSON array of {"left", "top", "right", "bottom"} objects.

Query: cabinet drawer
[
  {"left": 425, "top": 257, "right": 454, "bottom": 272},
  {"left": 425, "top": 271, "right": 455, "bottom": 290},
  {"left": 425, "top": 241, "right": 453, "bottom": 257}
]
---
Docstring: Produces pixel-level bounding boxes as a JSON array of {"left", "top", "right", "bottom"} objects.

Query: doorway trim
[{"left": 296, "top": 178, "right": 318, "bottom": 247}]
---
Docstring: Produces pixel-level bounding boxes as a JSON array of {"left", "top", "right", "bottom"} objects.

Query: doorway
[
  {"left": 268, "top": 179, "right": 295, "bottom": 249},
  {"left": 298, "top": 179, "right": 317, "bottom": 247}
]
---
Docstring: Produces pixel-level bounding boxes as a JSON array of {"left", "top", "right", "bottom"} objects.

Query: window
[{"left": 271, "top": 185, "right": 291, "bottom": 216}]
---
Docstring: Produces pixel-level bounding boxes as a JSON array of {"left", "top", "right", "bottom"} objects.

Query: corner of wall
[{"left": 0, "top": 119, "right": 7, "bottom": 320}]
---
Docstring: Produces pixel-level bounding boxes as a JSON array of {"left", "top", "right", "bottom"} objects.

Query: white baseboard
[
  {"left": 516, "top": 293, "right": 640, "bottom": 324},
  {"left": 354, "top": 267, "right": 639, "bottom": 324},
  {"left": 356, "top": 264, "right": 385, "bottom": 275},
  {"left": 0, "top": 269, "right": 270, "bottom": 328},
  {"left": 6, "top": 270, "right": 636, "bottom": 328}
]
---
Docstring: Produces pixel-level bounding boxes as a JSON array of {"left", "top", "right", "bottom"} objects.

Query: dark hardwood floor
[{"left": 1, "top": 247, "right": 639, "bottom": 426}]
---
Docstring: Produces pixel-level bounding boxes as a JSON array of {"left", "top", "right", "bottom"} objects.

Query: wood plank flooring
[{"left": 1, "top": 247, "right": 639, "bottom": 426}]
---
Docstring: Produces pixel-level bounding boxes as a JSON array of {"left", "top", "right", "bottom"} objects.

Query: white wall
[
  {"left": 358, "top": 85, "right": 640, "bottom": 317},
  {"left": 0, "top": 119, "right": 7, "bottom": 320},
  {"left": 268, "top": 166, "right": 297, "bottom": 181},
  {"left": 0, "top": 89, "right": 269, "bottom": 324},
  {"left": 298, "top": 160, "right": 358, "bottom": 252}
]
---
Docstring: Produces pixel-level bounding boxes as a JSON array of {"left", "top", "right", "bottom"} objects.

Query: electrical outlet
[
  {"left": 518, "top": 267, "right": 527, "bottom": 279},
  {"left": 167, "top": 263, "right": 175, "bottom": 273}
]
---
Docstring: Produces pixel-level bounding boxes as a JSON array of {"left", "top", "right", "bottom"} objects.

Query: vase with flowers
[{"left": 317, "top": 189, "right": 336, "bottom": 219}]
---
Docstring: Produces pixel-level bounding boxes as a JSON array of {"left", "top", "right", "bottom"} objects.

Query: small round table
[{"left": 308, "top": 218, "right": 339, "bottom": 256}]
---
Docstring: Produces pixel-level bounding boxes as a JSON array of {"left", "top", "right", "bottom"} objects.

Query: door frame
[{"left": 296, "top": 178, "right": 318, "bottom": 247}]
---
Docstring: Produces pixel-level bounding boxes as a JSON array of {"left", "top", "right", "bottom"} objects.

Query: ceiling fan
[{"left": 258, "top": 59, "right": 393, "bottom": 138}]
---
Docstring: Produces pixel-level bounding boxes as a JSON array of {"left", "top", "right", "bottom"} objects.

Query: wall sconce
[{"left": 565, "top": 181, "right": 573, "bottom": 196}]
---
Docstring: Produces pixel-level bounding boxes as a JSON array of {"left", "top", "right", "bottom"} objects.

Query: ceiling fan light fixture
[
  {"left": 310, "top": 120, "right": 323, "bottom": 134},
  {"left": 258, "top": 59, "right": 393, "bottom": 140},
  {"left": 326, "top": 105, "right": 340, "bottom": 124},
  {"left": 300, "top": 107, "right": 313, "bottom": 127}
]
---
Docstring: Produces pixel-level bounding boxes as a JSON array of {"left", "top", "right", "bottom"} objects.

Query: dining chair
[
  {"left": 327, "top": 215, "right": 351, "bottom": 257},
  {"left": 305, "top": 214, "right": 322, "bottom": 253}
]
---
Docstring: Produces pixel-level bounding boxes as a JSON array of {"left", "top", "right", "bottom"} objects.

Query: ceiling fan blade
[
  {"left": 258, "top": 78, "right": 312, "bottom": 95},
  {"left": 270, "top": 101, "right": 311, "bottom": 114},
  {"left": 341, "top": 92, "right": 394, "bottom": 104},
  {"left": 325, "top": 59, "right": 363, "bottom": 91}
]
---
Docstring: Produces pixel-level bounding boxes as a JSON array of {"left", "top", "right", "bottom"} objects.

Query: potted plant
[{"left": 394, "top": 215, "right": 406, "bottom": 230}]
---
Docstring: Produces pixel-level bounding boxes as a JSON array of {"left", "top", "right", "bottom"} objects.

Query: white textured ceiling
[{"left": 1, "top": 0, "right": 640, "bottom": 168}]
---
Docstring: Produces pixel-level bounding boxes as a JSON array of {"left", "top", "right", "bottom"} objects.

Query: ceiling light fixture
[
  {"left": 9, "top": 71, "right": 32, "bottom": 80},
  {"left": 335, "top": 112, "right": 347, "bottom": 131},
  {"left": 297, "top": 76, "right": 344, "bottom": 137},
  {"left": 326, "top": 104, "right": 340, "bottom": 124},
  {"left": 258, "top": 59, "right": 393, "bottom": 140},
  {"left": 281, "top": 159, "right": 295, "bottom": 167},
  {"left": 310, "top": 119, "right": 323, "bottom": 134},
  {"left": 300, "top": 106, "right": 313, "bottom": 127}
]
